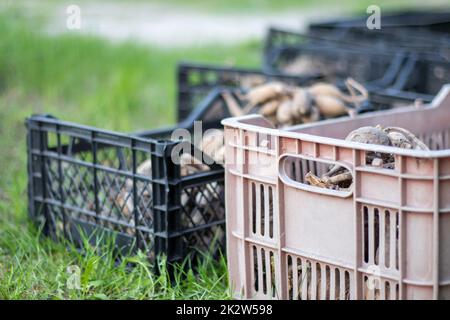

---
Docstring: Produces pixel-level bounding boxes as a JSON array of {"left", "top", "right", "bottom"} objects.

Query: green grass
[
  {"left": 0, "top": 9, "right": 261, "bottom": 299},
  {"left": 164, "top": 0, "right": 450, "bottom": 13}
]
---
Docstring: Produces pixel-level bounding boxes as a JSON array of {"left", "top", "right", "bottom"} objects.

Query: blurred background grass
[{"left": 0, "top": 0, "right": 448, "bottom": 299}]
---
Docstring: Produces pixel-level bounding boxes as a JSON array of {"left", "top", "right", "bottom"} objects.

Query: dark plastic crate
[
  {"left": 263, "top": 27, "right": 371, "bottom": 64},
  {"left": 308, "top": 28, "right": 450, "bottom": 58},
  {"left": 185, "top": 84, "right": 431, "bottom": 126},
  {"left": 176, "top": 62, "right": 321, "bottom": 123},
  {"left": 26, "top": 115, "right": 225, "bottom": 273}
]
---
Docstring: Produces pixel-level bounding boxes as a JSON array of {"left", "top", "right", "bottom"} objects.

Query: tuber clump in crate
[{"left": 232, "top": 78, "right": 368, "bottom": 127}]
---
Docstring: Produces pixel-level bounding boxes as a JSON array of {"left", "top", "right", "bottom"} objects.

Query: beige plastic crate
[{"left": 222, "top": 85, "right": 450, "bottom": 300}]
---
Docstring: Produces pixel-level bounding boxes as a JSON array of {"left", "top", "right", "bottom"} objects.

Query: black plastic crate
[
  {"left": 176, "top": 62, "right": 321, "bottom": 123},
  {"left": 263, "top": 40, "right": 407, "bottom": 89},
  {"left": 26, "top": 115, "right": 225, "bottom": 272},
  {"left": 307, "top": 11, "right": 450, "bottom": 58},
  {"left": 309, "top": 28, "right": 450, "bottom": 58},
  {"left": 265, "top": 26, "right": 450, "bottom": 59}
]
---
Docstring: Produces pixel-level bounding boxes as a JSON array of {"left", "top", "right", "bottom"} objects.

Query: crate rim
[
  {"left": 308, "top": 9, "right": 450, "bottom": 28},
  {"left": 222, "top": 85, "right": 450, "bottom": 159}
]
